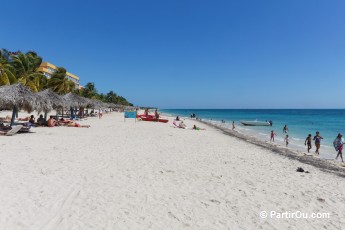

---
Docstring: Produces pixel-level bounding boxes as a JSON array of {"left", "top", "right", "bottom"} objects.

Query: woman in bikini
[{"left": 313, "top": 131, "right": 323, "bottom": 155}]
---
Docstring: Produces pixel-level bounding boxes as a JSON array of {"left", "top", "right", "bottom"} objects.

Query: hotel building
[{"left": 38, "top": 62, "right": 80, "bottom": 88}]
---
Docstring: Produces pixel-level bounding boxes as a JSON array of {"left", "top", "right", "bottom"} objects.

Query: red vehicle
[{"left": 140, "top": 117, "right": 169, "bottom": 123}]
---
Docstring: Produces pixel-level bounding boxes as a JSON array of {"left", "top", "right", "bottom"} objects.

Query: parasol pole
[{"left": 10, "top": 106, "right": 17, "bottom": 127}]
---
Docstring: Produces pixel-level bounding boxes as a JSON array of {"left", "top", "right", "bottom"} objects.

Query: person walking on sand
[
  {"left": 313, "top": 131, "right": 323, "bottom": 155},
  {"left": 334, "top": 133, "right": 344, "bottom": 162},
  {"left": 283, "top": 125, "right": 288, "bottom": 133},
  {"left": 284, "top": 135, "right": 289, "bottom": 147},
  {"left": 270, "top": 130, "right": 276, "bottom": 142},
  {"left": 305, "top": 134, "right": 312, "bottom": 153},
  {"left": 99, "top": 109, "right": 103, "bottom": 119},
  {"left": 232, "top": 121, "right": 235, "bottom": 130}
]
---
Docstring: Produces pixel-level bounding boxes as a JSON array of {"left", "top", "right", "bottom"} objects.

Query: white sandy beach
[{"left": 1, "top": 110, "right": 345, "bottom": 230}]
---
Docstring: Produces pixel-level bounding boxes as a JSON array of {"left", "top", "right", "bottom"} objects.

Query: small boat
[
  {"left": 137, "top": 114, "right": 155, "bottom": 119},
  {"left": 141, "top": 117, "right": 169, "bottom": 123},
  {"left": 240, "top": 120, "right": 271, "bottom": 126}
]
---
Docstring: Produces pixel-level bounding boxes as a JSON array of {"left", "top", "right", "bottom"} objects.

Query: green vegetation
[{"left": 0, "top": 48, "right": 132, "bottom": 105}]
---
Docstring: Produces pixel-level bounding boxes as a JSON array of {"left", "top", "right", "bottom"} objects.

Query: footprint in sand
[
  {"left": 317, "top": 197, "right": 325, "bottom": 203},
  {"left": 210, "top": 199, "right": 221, "bottom": 205}
]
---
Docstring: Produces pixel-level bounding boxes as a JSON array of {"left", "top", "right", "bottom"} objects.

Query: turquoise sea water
[{"left": 161, "top": 109, "right": 345, "bottom": 159}]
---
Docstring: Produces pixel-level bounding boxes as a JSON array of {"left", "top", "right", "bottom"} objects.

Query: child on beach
[
  {"left": 313, "top": 131, "right": 323, "bottom": 155},
  {"left": 333, "top": 133, "right": 344, "bottom": 162},
  {"left": 305, "top": 134, "right": 312, "bottom": 153},
  {"left": 283, "top": 125, "right": 288, "bottom": 133},
  {"left": 232, "top": 121, "right": 235, "bottom": 130},
  {"left": 284, "top": 135, "right": 289, "bottom": 147},
  {"left": 270, "top": 130, "right": 276, "bottom": 142}
]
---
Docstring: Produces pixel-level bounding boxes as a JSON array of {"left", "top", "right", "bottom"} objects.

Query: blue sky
[{"left": 1, "top": 0, "right": 345, "bottom": 108}]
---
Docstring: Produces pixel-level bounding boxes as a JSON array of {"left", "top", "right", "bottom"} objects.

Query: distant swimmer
[
  {"left": 270, "top": 130, "right": 276, "bottom": 142},
  {"left": 284, "top": 135, "right": 289, "bottom": 147},
  {"left": 313, "top": 131, "right": 323, "bottom": 155},
  {"left": 304, "top": 134, "right": 312, "bottom": 153},
  {"left": 283, "top": 125, "right": 289, "bottom": 133},
  {"left": 269, "top": 120, "right": 273, "bottom": 126},
  {"left": 232, "top": 121, "right": 235, "bottom": 130}
]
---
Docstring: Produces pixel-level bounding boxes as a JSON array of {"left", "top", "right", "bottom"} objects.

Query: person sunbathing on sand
[
  {"left": 179, "top": 121, "right": 187, "bottom": 129},
  {"left": 67, "top": 122, "right": 90, "bottom": 128},
  {"left": 0, "top": 122, "right": 11, "bottom": 131},
  {"left": 192, "top": 125, "right": 205, "bottom": 130},
  {"left": 18, "top": 116, "right": 31, "bottom": 121},
  {"left": 59, "top": 117, "right": 73, "bottom": 124},
  {"left": 0, "top": 115, "right": 11, "bottom": 122}
]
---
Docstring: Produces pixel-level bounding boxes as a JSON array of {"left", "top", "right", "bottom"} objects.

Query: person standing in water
[
  {"left": 283, "top": 125, "right": 288, "bottom": 133},
  {"left": 313, "top": 131, "right": 323, "bottom": 155},
  {"left": 270, "top": 130, "right": 276, "bottom": 142},
  {"left": 334, "top": 133, "right": 344, "bottom": 162},
  {"left": 304, "top": 134, "right": 312, "bottom": 153},
  {"left": 284, "top": 135, "right": 289, "bottom": 147},
  {"left": 232, "top": 121, "right": 235, "bottom": 130}
]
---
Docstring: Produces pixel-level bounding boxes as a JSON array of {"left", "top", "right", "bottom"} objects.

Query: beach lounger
[
  {"left": 4, "top": 125, "right": 23, "bottom": 136},
  {"left": 173, "top": 121, "right": 179, "bottom": 128},
  {"left": 19, "top": 126, "right": 31, "bottom": 133}
]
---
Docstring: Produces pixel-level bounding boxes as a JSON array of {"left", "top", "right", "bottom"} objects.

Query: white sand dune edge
[{"left": 0, "top": 111, "right": 344, "bottom": 229}]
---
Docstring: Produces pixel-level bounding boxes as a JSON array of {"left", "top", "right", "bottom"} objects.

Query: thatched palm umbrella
[
  {"left": 89, "top": 99, "right": 103, "bottom": 108},
  {"left": 63, "top": 92, "right": 89, "bottom": 108},
  {"left": 63, "top": 92, "right": 89, "bottom": 119},
  {"left": 37, "top": 89, "right": 67, "bottom": 110},
  {"left": 82, "top": 99, "right": 101, "bottom": 116},
  {"left": 37, "top": 89, "right": 67, "bottom": 119},
  {"left": 0, "top": 83, "right": 46, "bottom": 126}
]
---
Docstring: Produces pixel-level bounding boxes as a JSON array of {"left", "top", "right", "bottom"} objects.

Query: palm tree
[
  {"left": 0, "top": 50, "right": 16, "bottom": 85},
  {"left": 48, "top": 67, "right": 75, "bottom": 94},
  {"left": 83, "top": 82, "right": 97, "bottom": 99},
  {"left": 97, "top": 93, "right": 106, "bottom": 102},
  {"left": 73, "top": 88, "right": 83, "bottom": 96},
  {"left": 10, "top": 51, "right": 46, "bottom": 92},
  {"left": 106, "top": 90, "right": 117, "bottom": 103}
]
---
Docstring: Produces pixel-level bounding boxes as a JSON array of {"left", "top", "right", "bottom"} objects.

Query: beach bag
[{"left": 333, "top": 138, "right": 342, "bottom": 151}]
